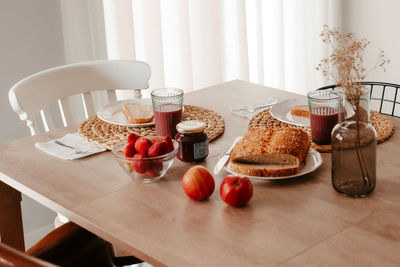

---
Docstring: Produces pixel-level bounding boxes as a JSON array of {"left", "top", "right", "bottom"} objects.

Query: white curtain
[{"left": 61, "top": 0, "right": 343, "bottom": 97}]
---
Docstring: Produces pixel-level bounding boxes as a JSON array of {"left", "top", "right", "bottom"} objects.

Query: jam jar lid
[{"left": 176, "top": 120, "right": 206, "bottom": 134}]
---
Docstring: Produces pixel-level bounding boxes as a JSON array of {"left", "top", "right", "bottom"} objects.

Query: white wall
[
  {"left": 0, "top": 0, "right": 65, "bottom": 248},
  {"left": 342, "top": 0, "right": 400, "bottom": 84}
]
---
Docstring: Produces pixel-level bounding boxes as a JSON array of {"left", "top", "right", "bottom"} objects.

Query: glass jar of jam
[{"left": 175, "top": 120, "right": 209, "bottom": 162}]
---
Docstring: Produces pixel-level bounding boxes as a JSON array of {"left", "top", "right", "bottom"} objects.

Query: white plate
[
  {"left": 224, "top": 148, "right": 323, "bottom": 180},
  {"left": 97, "top": 99, "right": 155, "bottom": 127},
  {"left": 270, "top": 98, "right": 310, "bottom": 127}
]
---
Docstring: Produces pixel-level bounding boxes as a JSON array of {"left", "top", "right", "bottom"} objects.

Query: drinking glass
[
  {"left": 307, "top": 89, "right": 339, "bottom": 145},
  {"left": 151, "top": 88, "right": 184, "bottom": 138}
]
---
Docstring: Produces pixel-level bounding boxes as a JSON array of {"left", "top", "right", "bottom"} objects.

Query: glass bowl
[{"left": 111, "top": 137, "right": 178, "bottom": 183}]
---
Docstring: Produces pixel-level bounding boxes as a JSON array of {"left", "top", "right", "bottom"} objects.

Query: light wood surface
[{"left": 0, "top": 80, "right": 399, "bottom": 266}]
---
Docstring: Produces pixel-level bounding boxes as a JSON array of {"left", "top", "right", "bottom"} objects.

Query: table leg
[{"left": 0, "top": 181, "right": 25, "bottom": 251}]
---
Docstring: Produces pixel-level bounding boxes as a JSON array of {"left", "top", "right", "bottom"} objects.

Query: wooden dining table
[{"left": 0, "top": 80, "right": 399, "bottom": 266}]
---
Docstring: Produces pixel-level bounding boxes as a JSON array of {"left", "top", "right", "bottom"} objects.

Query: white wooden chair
[
  {"left": 9, "top": 59, "right": 151, "bottom": 135},
  {"left": 8, "top": 59, "right": 151, "bottom": 226}
]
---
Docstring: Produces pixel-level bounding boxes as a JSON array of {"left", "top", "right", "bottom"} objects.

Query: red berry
[
  {"left": 124, "top": 143, "right": 136, "bottom": 158},
  {"left": 147, "top": 159, "right": 163, "bottom": 178},
  {"left": 127, "top": 133, "right": 139, "bottom": 144},
  {"left": 152, "top": 159, "right": 163, "bottom": 172},
  {"left": 148, "top": 141, "right": 169, "bottom": 157},
  {"left": 131, "top": 153, "right": 151, "bottom": 174},
  {"left": 162, "top": 136, "right": 174, "bottom": 152},
  {"left": 134, "top": 137, "right": 153, "bottom": 155}
]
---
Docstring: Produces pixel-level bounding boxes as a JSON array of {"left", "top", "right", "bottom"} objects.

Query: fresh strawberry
[
  {"left": 152, "top": 159, "right": 163, "bottom": 172},
  {"left": 130, "top": 153, "right": 151, "bottom": 174},
  {"left": 148, "top": 140, "right": 169, "bottom": 157},
  {"left": 134, "top": 137, "right": 153, "bottom": 155},
  {"left": 152, "top": 137, "right": 160, "bottom": 144},
  {"left": 127, "top": 133, "right": 140, "bottom": 144},
  {"left": 162, "top": 136, "right": 174, "bottom": 152},
  {"left": 147, "top": 159, "right": 163, "bottom": 178},
  {"left": 124, "top": 142, "right": 136, "bottom": 158}
]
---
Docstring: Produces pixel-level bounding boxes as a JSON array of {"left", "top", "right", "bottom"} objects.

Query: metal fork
[
  {"left": 238, "top": 99, "right": 279, "bottom": 113},
  {"left": 240, "top": 104, "right": 273, "bottom": 113},
  {"left": 54, "top": 140, "right": 83, "bottom": 154}
]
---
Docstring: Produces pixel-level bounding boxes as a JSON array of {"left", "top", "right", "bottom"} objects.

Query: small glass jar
[{"left": 175, "top": 120, "right": 209, "bottom": 162}]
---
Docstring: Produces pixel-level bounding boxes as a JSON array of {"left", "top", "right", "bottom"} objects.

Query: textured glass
[{"left": 307, "top": 89, "right": 339, "bottom": 145}]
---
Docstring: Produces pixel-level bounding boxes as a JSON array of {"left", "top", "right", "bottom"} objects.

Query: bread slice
[
  {"left": 290, "top": 105, "right": 310, "bottom": 118},
  {"left": 122, "top": 102, "right": 154, "bottom": 124},
  {"left": 230, "top": 161, "right": 299, "bottom": 177},
  {"left": 230, "top": 128, "right": 310, "bottom": 177}
]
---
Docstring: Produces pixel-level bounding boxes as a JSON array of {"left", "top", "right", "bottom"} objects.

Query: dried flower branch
[
  {"left": 317, "top": 25, "right": 390, "bottom": 189},
  {"left": 316, "top": 25, "right": 390, "bottom": 121}
]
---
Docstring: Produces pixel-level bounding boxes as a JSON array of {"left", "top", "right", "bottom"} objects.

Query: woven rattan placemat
[
  {"left": 79, "top": 105, "right": 225, "bottom": 150},
  {"left": 249, "top": 109, "right": 395, "bottom": 153}
]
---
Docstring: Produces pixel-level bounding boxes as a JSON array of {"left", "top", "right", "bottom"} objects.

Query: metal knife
[{"left": 213, "top": 136, "right": 242, "bottom": 175}]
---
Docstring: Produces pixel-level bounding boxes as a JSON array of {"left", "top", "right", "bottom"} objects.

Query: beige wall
[
  {"left": 0, "top": 0, "right": 66, "bottom": 143},
  {"left": 0, "top": 0, "right": 65, "bottom": 247},
  {"left": 343, "top": 0, "right": 400, "bottom": 84}
]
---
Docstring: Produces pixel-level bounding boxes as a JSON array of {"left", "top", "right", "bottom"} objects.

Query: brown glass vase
[{"left": 331, "top": 87, "right": 377, "bottom": 197}]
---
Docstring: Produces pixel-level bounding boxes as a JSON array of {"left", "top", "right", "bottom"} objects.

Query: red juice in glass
[
  {"left": 310, "top": 106, "right": 338, "bottom": 144},
  {"left": 153, "top": 103, "right": 182, "bottom": 138}
]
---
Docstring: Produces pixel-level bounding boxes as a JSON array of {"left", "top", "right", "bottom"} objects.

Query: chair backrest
[
  {"left": 318, "top": 81, "right": 400, "bottom": 118},
  {"left": 9, "top": 60, "right": 151, "bottom": 135},
  {"left": 0, "top": 243, "right": 58, "bottom": 267}
]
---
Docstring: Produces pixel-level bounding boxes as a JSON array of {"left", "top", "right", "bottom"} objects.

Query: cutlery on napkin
[
  {"left": 213, "top": 136, "right": 242, "bottom": 175},
  {"left": 231, "top": 98, "right": 278, "bottom": 119},
  {"left": 35, "top": 133, "right": 106, "bottom": 160}
]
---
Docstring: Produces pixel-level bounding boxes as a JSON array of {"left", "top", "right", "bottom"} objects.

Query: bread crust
[
  {"left": 230, "top": 128, "right": 310, "bottom": 177},
  {"left": 230, "top": 161, "right": 299, "bottom": 177},
  {"left": 290, "top": 105, "right": 310, "bottom": 118},
  {"left": 122, "top": 103, "right": 154, "bottom": 124},
  {"left": 231, "top": 128, "right": 310, "bottom": 164}
]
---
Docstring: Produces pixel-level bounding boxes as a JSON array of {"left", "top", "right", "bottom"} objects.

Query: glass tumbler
[
  {"left": 307, "top": 89, "right": 339, "bottom": 145},
  {"left": 151, "top": 88, "right": 184, "bottom": 138}
]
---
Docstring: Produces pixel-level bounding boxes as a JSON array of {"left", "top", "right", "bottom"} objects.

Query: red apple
[
  {"left": 220, "top": 176, "right": 253, "bottom": 207},
  {"left": 182, "top": 166, "right": 215, "bottom": 201}
]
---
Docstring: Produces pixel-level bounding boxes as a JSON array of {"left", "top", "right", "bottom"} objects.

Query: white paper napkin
[
  {"left": 35, "top": 133, "right": 106, "bottom": 160},
  {"left": 231, "top": 98, "right": 278, "bottom": 119}
]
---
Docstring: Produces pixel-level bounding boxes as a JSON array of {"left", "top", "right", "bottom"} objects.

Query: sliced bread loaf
[
  {"left": 230, "top": 128, "right": 310, "bottom": 177},
  {"left": 122, "top": 102, "right": 154, "bottom": 124}
]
